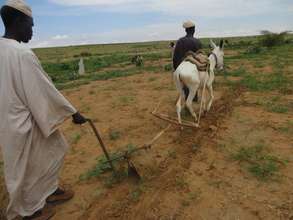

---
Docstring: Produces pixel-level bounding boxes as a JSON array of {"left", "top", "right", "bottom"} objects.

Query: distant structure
[{"left": 78, "top": 58, "right": 85, "bottom": 75}]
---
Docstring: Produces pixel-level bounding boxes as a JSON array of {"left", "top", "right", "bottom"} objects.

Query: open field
[{"left": 1, "top": 35, "right": 293, "bottom": 220}]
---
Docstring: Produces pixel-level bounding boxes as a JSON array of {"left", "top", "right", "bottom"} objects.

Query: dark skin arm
[
  {"left": 172, "top": 40, "right": 183, "bottom": 69},
  {"left": 72, "top": 112, "right": 87, "bottom": 124}
]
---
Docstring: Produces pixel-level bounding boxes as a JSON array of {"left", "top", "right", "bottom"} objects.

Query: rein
[{"left": 210, "top": 52, "right": 218, "bottom": 69}]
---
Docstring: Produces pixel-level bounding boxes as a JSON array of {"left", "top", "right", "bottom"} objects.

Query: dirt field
[{"left": 1, "top": 41, "right": 293, "bottom": 220}]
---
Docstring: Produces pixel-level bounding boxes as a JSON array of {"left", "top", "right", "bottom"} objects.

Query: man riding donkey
[
  {"left": 0, "top": 0, "right": 88, "bottom": 219},
  {"left": 173, "top": 21, "right": 209, "bottom": 101}
]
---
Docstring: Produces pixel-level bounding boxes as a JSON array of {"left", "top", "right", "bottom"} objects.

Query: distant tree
[{"left": 260, "top": 30, "right": 292, "bottom": 48}]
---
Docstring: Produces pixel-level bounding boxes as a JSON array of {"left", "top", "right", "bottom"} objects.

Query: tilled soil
[{"left": 1, "top": 71, "right": 292, "bottom": 220}]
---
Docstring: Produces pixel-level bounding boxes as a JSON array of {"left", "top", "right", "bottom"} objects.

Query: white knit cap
[
  {"left": 4, "top": 0, "right": 32, "bottom": 17},
  {"left": 183, "top": 21, "right": 195, "bottom": 29}
]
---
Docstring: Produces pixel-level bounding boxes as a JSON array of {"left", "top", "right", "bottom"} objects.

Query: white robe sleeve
[{"left": 19, "top": 51, "right": 77, "bottom": 138}]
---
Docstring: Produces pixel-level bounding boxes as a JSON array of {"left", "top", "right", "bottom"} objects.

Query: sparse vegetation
[
  {"left": 164, "top": 63, "right": 173, "bottom": 71},
  {"left": 255, "top": 96, "right": 290, "bottom": 113},
  {"left": 130, "top": 185, "right": 145, "bottom": 202},
  {"left": 118, "top": 96, "right": 135, "bottom": 105},
  {"left": 79, "top": 153, "right": 121, "bottom": 181},
  {"left": 80, "top": 51, "right": 92, "bottom": 57},
  {"left": 240, "top": 72, "right": 291, "bottom": 93},
  {"left": 245, "top": 45, "right": 263, "bottom": 54},
  {"left": 232, "top": 143, "right": 287, "bottom": 181},
  {"left": 224, "top": 66, "right": 246, "bottom": 77},
  {"left": 175, "top": 176, "right": 189, "bottom": 189},
  {"left": 168, "top": 149, "right": 177, "bottom": 159},
  {"left": 148, "top": 77, "right": 157, "bottom": 82},
  {"left": 72, "top": 133, "right": 81, "bottom": 144},
  {"left": 125, "top": 143, "right": 137, "bottom": 154},
  {"left": 79, "top": 143, "right": 138, "bottom": 181},
  {"left": 109, "top": 130, "right": 121, "bottom": 140},
  {"left": 278, "top": 121, "right": 293, "bottom": 135},
  {"left": 104, "top": 170, "right": 128, "bottom": 188},
  {"left": 1, "top": 35, "right": 292, "bottom": 219},
  {"left": 181, "top": 190, "right": 201, "bottom": 207}
]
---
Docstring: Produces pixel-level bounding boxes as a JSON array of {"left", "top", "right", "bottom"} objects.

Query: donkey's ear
[
  {"left": 219, "top": 39, "right": 224, "bottom": 49},
  {"left": 210, "top": 39, "right": 217, "bottom": 49}
]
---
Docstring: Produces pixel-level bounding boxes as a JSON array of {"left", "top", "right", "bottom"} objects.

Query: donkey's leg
[
  {"left": 186, "top": 86, "right": 199, "bottom": 123},
  {"left": 176, "top": 95, "right": 183, "bottom": 125},
  {"left": 175, "top": 79, "right": 186, "bottom": 129},
  {"left": 206, "top": 84, "right": 214, "bottom": 111}
]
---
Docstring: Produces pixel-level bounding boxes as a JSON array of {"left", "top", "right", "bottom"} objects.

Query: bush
[
  {"left": 131, "top": 55, "right": 143, "bottom": 67},
  {"left": 80, "top": 51, "right": 92, "bottom": 57},
  {"left": 245, "top": 45, "right": 263, "bottom": 54},
  {"left": 259, "top": 30, "right": 291, "bottom": 48},
  {"left": 164, "top": 64, "right": 173, "bottom": 71},
  {"left": 42, "top": 60, "right": 79, "bottom": 83}
]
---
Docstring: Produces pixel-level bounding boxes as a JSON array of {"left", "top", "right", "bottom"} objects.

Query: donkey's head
[{"left": 210, "top": 39, "right": 225, "bottom": 70}]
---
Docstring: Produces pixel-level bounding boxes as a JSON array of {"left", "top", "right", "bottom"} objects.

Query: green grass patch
[
  {"left": 253, "top": 62, "right": 266, "bottom": 68},
  {"left": 71, "top": 133, "right": 81, "bottom": 144},
  {"left": 232, "top": 143, "right": 287, "bottom": 181},
  {"left": 43, "top": 54, "right": 133, "bottom": 84},
  {"left": 143, "top": 52, "right": 170, "bottom": 60},
  {"left": 80, "top": 143, "right": 138, "bottom": 181},
  {"left": 79, "top": 152, "right": 122, "bottom": 181},
  {"left": 56, "top": 69, "right": 141, "bottom": 90},
  {"left": 223, "top": 66, "right": 246, "bottom": 77},
  {"left": 109, "top": 130, "right": 121, "bottom": 141},
  {"left": 175, "top": 176, "right": 189, "bottom": 189},
  {"left": 118, "top": 96, "right": 135, "bottom": 105},
  {"left": 278, "top": 121, "right": 293, "bottom": 135},
  {"left": 142, "top": 65, "right": 162, "bottom": 73},
  {"left": 240, "top": 72, "right": 291, "bottom": 93},
  {"left": 255, "top": 97, "right": 289, "bottom": 113},
  {"left": 148, "top": 77, "right": 157, "bottom": 82},
  {"left": 267, "top": 105, "right": 289, "bottom": 114},
  {"left": 168, "top": 149, "right": 177, "bottom": 159},
  {"left": 130, "top": 185, "right": 145, "bottom": 202},
  {"left": 87, "top": 69, "right": 140, "bottom": 81},
  {"left": 55, "top": 79, "right": 91, "bottom": 90},
  {"left": 104, "top": 170, "right": 128, "bottom": 188},
  {"left": 164, "top": 63, "right": 173, "bottom": 71}
]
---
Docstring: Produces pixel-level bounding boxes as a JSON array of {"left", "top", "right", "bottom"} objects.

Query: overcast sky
[{"left": 0, "top": 0, "right": 292, "bottom": 48}]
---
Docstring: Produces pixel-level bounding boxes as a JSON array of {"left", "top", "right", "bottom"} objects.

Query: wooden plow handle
[{"left": 86, "top": 119, "right": 116, "bottom": 171}]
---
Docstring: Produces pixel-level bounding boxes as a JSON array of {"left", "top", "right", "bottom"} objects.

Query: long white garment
[{"left": 0, "top": 38, "right": 77, "bottom": 220}]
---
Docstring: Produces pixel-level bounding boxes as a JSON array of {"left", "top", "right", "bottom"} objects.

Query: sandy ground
[{"left": 1, "top": 70, "right": 293, "bottom": 220}]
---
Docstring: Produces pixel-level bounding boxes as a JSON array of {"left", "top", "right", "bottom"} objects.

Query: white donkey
[{"left": 173, "top": 39, "right": 225, "bottom": 126}]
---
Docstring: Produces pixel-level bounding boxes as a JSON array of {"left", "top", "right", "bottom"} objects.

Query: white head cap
[
  {"left": 183, "top": 21, "right": 195, "bottom": 29},
  {"left": 4, "top": 0, "right": 32, "bottom": 18}
]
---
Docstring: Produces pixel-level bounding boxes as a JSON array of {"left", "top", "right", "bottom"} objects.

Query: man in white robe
[{"left": 0, "top": 1, "right": 87, "bottom": 219}]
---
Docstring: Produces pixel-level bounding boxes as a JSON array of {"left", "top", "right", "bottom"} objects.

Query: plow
[
  {"left": 87, "top": 118, "right": 172, "bottom": 180},
  {"left": 85, "top": 97, "right": 204, "bottom": 180},
  {"left": 84, "top": 49, "right": 212, "bottom": 180}
]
